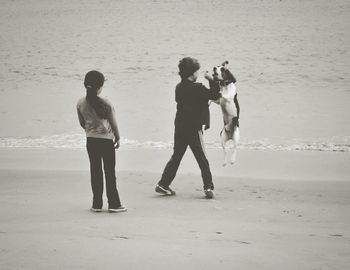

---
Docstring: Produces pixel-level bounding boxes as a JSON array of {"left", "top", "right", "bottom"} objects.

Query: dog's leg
[
  {"left": 220, "top": 128, "right": 229, "bottom": 166},
  {"left": 230, "top": 142, "right": 237, "bottom": 165},
  {"left": 230, "top": 127, "right": 240, "bottom": 165}
]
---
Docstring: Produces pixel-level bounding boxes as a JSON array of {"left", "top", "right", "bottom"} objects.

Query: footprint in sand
[
  {"left": 111, "top": 235, "right": 129, "bottom": 240},
  {"left": 233, "top": 240, "right": 250, "bottom": 245},
  {"left": 329, "top": 234, "right": 342, "bottom": 237}
]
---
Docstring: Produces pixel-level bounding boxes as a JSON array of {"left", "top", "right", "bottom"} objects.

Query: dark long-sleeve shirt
[{"left": 174, "top": 79, "right": 221, "bottom": 130}]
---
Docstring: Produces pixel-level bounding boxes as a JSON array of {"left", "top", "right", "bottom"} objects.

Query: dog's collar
[{"left": 213, "top": 77, "right": 234, "bottom": 86}]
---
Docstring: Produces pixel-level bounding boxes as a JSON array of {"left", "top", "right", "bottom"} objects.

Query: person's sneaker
[
  {"left": 90, "top": 208, "right": 102, "bottom": 212},
  {"left": 155, "top": 185, "right": 176, "bottom": 196},
  {"left": 204, "top": 189, "right": 214, "bottom": 199},
  {"left": 108, "top": 205, "right": 127, "bottom": 213}
]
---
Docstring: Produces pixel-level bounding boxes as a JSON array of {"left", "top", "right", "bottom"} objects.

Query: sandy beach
[
  {"left": 1, "top": 0, "right": 350, "bottom": 269},
  {"left": 0, "top": 148, "right": 349, "bottom": 270}
]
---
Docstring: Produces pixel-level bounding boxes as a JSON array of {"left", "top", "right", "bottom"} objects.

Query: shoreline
[{"left": 1, "top": 147, "right": 349, "bottom": 181}]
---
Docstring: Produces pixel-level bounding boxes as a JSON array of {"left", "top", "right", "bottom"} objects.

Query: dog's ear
[
  {"left": 213, "top": 67, "right": 218, "bottom": 76},
  {"left": 222, "top": 61, "right": 229, "bottom": 69},
  {"left": 224, "top": 68, "right": 236, "bottom": 84}
]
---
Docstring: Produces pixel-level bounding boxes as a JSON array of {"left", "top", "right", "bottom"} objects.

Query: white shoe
[
  {"left": 108, "top": 206, "right": 127, "bottom": 213},
  {"left": 90, "top": 208, "right": 102, "bottom": 212},
  {"left": 155, "top": 185, "right": 176, "bottom": 196}
]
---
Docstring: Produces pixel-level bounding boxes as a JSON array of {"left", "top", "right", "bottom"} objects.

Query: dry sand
[{"left": 0, "top": 148, "right": 349, "bottom": 270}]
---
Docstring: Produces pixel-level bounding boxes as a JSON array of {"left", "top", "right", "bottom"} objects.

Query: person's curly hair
[{"left": 178, "top": 57, "right": 200, "bottom": 79}]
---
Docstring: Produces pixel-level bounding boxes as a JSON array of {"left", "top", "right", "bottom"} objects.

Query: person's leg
[
  {"left": 86, "top": 138, "right": 104, "bottom": 209},
  {"left": 101, "top": 139, "right": 121, "bottom": 209},
  {"left": 158, "top": 128, "right": 188, "bottom": 188},
  {"left": 189, "top": 130, "right": 214, "bottom": 190}
]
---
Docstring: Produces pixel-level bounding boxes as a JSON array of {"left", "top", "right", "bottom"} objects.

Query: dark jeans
[
  {"left": 158, "top": 127, "right": 214, "bottom": 190},
  {"left": 86, "top": 137, "right": 121, "bottom": 209}
]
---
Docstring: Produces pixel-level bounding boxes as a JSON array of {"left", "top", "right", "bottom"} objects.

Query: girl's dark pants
[
  {"left": 158, "top": 127, "right": 214, "bottom": 190},
  {"left": 86, "top": 137, "right": 121, "bottom": 209}
]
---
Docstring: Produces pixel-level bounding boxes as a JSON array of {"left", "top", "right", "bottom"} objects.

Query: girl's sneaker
[
  {"left": 204, "top": 189, "right": 214, "bottom": 199},
  {"left": 155, "top": 185, "right": 176, "bottom": 196},
  {"left": 108, "top": 205, "right": 127, "bottom": 213}
]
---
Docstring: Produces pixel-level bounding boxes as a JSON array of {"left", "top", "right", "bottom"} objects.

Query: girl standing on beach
[{"left": 77, "top": 70, "right": 126, "bottom": 213}]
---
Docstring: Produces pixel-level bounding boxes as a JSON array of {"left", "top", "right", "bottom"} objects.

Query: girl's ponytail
[{"left": 84, "top": 70, "right": 111, "bottom": 119}]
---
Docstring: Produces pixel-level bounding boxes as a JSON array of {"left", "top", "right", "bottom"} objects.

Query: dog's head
[{"left": 213, "top": 61, "right": 236, "bottom": 86}]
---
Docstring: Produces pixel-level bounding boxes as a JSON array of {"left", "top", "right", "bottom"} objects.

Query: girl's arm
[
  {"left": 77, "top": 107, "right": 85, "bottom": 129},
  {"left": 108, "top": 106, "right": 121, "bottom": 146}
]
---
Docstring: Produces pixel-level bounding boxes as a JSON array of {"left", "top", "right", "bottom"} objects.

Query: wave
[{"left": 0, "top": 134, "right": 349, "bottom": 152}]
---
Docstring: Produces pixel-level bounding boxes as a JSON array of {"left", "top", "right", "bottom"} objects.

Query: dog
[{"left": 211, "top": 61, "right": 240, "bottom": 166}]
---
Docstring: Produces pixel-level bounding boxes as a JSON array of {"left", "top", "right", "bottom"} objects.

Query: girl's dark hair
[
  {"left": 84, "top": 70, "right": 110, "bottom": 119},
  {"left": 178, "top": 57, "right": 200, "bottom": 79}
]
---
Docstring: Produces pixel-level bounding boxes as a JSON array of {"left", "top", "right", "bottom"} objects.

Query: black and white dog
[{"left": 211, "top": 61, "right": 240, "bottom": 166}]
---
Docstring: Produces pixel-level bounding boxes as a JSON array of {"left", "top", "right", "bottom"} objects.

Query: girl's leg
[
  {"left": 87, "top": 138, "right": 104, "bottom": 209},
  {"left": 102, "top": 139, "right": 121, "bottom": 209}
]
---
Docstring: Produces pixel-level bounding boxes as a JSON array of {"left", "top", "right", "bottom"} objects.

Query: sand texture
[{"left": 0, "top": 148, "right": 349, "bottom": 270}]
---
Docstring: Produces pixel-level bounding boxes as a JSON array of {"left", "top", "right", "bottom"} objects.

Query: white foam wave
[{"left": 0, "top": 134, "right": 349, "bottom": 152}]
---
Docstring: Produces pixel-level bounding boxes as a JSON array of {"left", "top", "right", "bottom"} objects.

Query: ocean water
[
  {"left": 0, "top": 0, "right": 349, "bottom": 151},
  {"left": 0, "top": 133, "right": 349, "bottom": 152}
]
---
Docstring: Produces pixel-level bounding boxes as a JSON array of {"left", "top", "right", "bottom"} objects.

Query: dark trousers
[
  {"left": 158, "top": 127, "right": 214, "bottom": 190},
  {"left": 86, "top": 137, "right": 121, "bottom": 209}
]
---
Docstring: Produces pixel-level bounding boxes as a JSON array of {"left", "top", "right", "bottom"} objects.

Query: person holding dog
[
  {"left": 155, "top": 57, "right": 221, "bottom": 199},
  {"left": 77, "top": 70, "right": 126, "bottom": 213}
]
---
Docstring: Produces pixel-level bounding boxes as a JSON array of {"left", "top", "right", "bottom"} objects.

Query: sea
[{"left": 1, "top": 0, "right": 349, "bottom": 152}]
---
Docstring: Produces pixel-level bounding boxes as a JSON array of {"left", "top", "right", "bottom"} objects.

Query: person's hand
[
  {"left": 114, "top": 139, "right": 120, "bottom": 149},
  {"left": 204, "top": 71, "right": 213, "bottom": 81}
]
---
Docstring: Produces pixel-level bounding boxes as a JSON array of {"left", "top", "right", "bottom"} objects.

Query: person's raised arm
[{"left": 202, "top": 71, "right": 221, "bottom": 100}]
